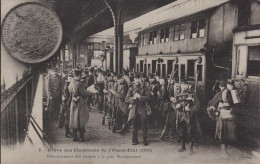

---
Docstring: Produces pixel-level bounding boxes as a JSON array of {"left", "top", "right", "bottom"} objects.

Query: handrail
[
  {"left": 1, "top": 71, "right": 39, "bottom": 147},
  {"left": 1, "top": 74, "right": 32, "bottom": 112}
]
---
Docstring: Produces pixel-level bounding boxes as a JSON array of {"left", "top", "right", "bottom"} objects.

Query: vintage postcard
[{"left": 1, "top": 0, "right": 260, "bottom": 163}]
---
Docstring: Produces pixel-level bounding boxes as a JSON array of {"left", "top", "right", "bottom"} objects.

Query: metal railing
[{"left": 1, "top": 71, "right": 39, "bottom": 149}]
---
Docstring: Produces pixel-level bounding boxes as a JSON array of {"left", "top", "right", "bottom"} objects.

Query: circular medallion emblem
[{"left": 1, "top": 2, "right": 62, "bottom": 63}]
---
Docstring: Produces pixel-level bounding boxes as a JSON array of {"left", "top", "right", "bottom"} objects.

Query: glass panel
[
  {"left": 197, "top": 65, "right": 203, "bottom": 81},
  {"left": 162, "top": 64, "right": 166, "bottom": 76},
  {"left": 180, "top": 64, "right": 185, "bottom": 80},
  {"left": 167, "top": 60, "right": 173, "bottom": 75},
  {"left": 174, "top": 64, "right": 179, "bottom": 78},
  {"left": 174, "top": 25, "right": 180, "bottom": 41},
  {"left": 248, "top": 46, "right": 260, "bottom": 77},
  {"left": 140, "top": 60, "right": 144, "bottom": 72},
  {"left": 144, "top": 64, "right": 147, "bottom": 76},
  {"left": 157, "top": 64, "right": 161, "bottom": 76},
  {"left": 152, "top": 60, "right": 157, "bottom": 73},
  {"left": 191, "top": 20, "right": 198, "bottom": 38},
  {"left": 187, "top": 60, "right": 195, "bottom": 81}
]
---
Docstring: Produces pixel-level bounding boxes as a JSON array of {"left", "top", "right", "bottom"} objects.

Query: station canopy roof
[{"left": 55, "top": 0, "right": 178, "bottom": 42}]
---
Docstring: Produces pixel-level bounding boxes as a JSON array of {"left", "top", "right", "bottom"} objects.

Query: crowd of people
[{"left": 45, "top": 66, "right": 241, "bottom": 153}]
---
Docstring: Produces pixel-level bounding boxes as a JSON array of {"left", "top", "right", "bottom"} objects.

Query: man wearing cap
[
  {"left": 59, "top": 73, "right": 73, "bottom": 138},
  {"left": 69, "top": 69, "right": 95, "bottom": 142},
  {"left": 116, "top": 77, "right": 129, "bottom": 134},
  {"left": 96, "top": 70, "right": 105, "bottom": 113},
  {"left": 148, "top": 74, "right": 160, "bottom": 131},
  {"left": 125, "top": 80, "right": 150, "bottom": 146},
  {"left": 175, "top": 80, "right": 201, "bottom": 152},
  {"left": 108, "top": 73, "right": 119, "bottom": 132},
  {"left": 210, "top": 79, "right": 237, "bottom": 153},
  {"left": 46, "top": 68, "right": 62, "bottom": 120}
]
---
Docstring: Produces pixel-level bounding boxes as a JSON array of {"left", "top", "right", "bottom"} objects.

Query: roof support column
[{"left": 104, "top": 0, "right": 125, "bottom": 74}]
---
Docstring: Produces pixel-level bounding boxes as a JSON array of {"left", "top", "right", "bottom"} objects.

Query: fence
[{"left": 1, "top": 71, "right": 39, "bottom": 149}]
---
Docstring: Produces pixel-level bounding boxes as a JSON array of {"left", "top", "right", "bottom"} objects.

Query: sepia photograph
[{"left": 1, "top": 0, "right": 260, "bottom": 163}]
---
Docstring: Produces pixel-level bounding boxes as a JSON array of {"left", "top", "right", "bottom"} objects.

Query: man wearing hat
[
  {"left": 108, "top": 73, "right": 119, "bottom": 132},
  {"left": 68, "top": 69, "right": 96, "bottom": 142},
  {"left": 59, "top": 72, "right": 73, "bottom": 138},
  {"left": 148, "top": 74, "right": 160, "bottom": 131},
  {"left": 116, "top": 77, "right": 129, "bottom": 134},
  {"left": 213, "top": 79, "right": 237, "bottom": 153},
  {"left": 125, "top": 79, "right": 150, "bottom": 146},
  {"left": 174, "top": 79, "right": 201, "bottom": 152},
  {"left": 46, "top": 68, "right": 62, "bottom": 120}
]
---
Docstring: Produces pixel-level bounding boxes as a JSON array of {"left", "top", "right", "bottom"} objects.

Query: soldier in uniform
[
  {"left": 126, "top": 80, "right": 151, "bottom": 146},
  {"left": 175, "top": 80, "right": 201, "bottom": 152},
  {"left": 86, "top": 68, "right": 95, "bottom": 107},
  {"left": 96, "top": 70, "right": 105, "bottom": 113},
  {"left": 68, "top": 69, "right": 97, "bottom": 142},
  {"left": 116, "top": 77, "right": 129, "bottom": 134},
  {"left": 60, "top": 72, "right": 73, "bottom": 138},
  {"left": 46, "top": 68, "right": 62, "bottom": 120},
  {"left": 102, "top": 71, "right": 110, "bottom": 125},
  {"left": 148, "top": 74, "right": 160, "bottom": 131},
  {"left": 109, "top": 73, "right": 119, "bottom": 132},
  {"left": 208, "top": 79, "right": 237, "bottom": 153}
]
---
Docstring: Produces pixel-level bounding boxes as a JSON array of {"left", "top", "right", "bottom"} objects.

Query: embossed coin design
[{"left": 1, "top": 2, "right": 62, "bottom": 63}]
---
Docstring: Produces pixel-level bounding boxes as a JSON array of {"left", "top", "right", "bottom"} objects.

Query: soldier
[
  {"left": 96, "top": 70, "right": 105, "bottom": 113},
  {"left": 126, "top": 80, "right": 151, "bottom": 146},
  {"left": 68, "top": 69, "right": 97, "bottom": 142},
  {"left": 102, "top": 71, "right": 110, "bottom": 125},
  {"left": 59, "top": 72, "right": 73, "bottom": 138},
  {"left": 116, "top": 77, "right": 129, "bottom": 134},
  {"left": 46, "top": 68, "right": 62, "bottom": 120},
  {"left": 175, "top": 80, "right": 201, "bottom": 152},
  {"left": 148, "top": 74, "right": 160, "bottom": 131},
  {"left": 109, "top": 73, "right": 119, "bottom": 132},
  {"left": 209, "top": 79, "right": 237, "bottom": 153},
  {"left": 86, "top": 68, "right": 95, "bottom": 107}
]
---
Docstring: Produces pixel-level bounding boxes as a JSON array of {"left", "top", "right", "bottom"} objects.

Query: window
[
  {"left": 149, "top": 31, "right": 157, "bottom": 44},
  {"left": 237, "top": 2, "right": 251, "bottom": 26},
  {"left": 174, "top": 24, "right": 186, "bottom": 41},
  {"left": 247, "top": 46, "right": 260, "bottom": 77},
  {"left": 152, "top": 60, "right": 157, "bottom": 73},
  {"left": 198, "top": 19, "right": 206, "bottom": 37},
  {"left": 174, "top": 25, "right": 180, "bottom": 41},
  {"left": 162, "top": 64, "right": 166, "bottom": 76},
  {"left": 191, "top": 19, "right": 206, "bottom": 38},
  {"left": 174, "top": 64, "right": 179, "bottom": 79},
  {"left": 187, "top": 60, "right": 195, "bottom": 81},
  {"left": 148, "top": 64, "right": 151, "bottom": 74},
  {"left": 157, "top": 64, "right": 161, "bottom": 76},
  {"left": 167, "top": 60, "right": 173, "bottom": 76},
  {"left": 180, "top": 64, "right": 185, "bottom": 80},
  {"left": 140, "top": 60, "right": 144, "bottom": 72},
  {"left": 144, "top": 64, "right": 147, "bottom": 76},
  {"left": 160, "top": 28, "right": 169, "bottom": 43},
  {"left": 140, "top": 34, "right": 146, "bottom": 46},
  {"left": 180, "top": 24, "right": 186, "bottom": 40},
  {"left": 197, "top": 65, "right": 203, "bottom": 81},
  {"left": 136, "top": 64, "right": 139, "bottom": 72}
]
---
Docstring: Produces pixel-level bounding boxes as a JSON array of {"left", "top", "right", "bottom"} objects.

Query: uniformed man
[
  {"left": 208, "top": 79, "right": 237, "bottom": 153},
  {"left": 116, "top": 77, "right": 129, "bottom": 134},
  {"left": 60, "top": 72, "right": 73, "bottom": 138},
  {"left": 126, "top": 80, "right": 151, "bottom": 146},
  {"left": 46, "top": 68, "right": 62, "bottom": 120},
  {"left": 175, "top": 80, "right": 201, "bottom": 152},
  {"left": 148, "top": 74, "right": 160, "bottom": 131},
  {"left": 68, "top": 69, "right": 97, "bottom": 142},
  {"left": 96, "top": 70, "right": 105, "bottom": 113}
]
